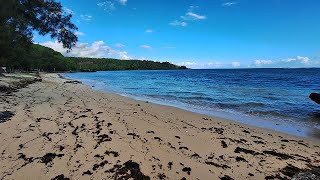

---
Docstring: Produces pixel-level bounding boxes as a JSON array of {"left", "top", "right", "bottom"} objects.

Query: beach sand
[{"left": 0, "top": 73, "right": 319, "bottom": 179}]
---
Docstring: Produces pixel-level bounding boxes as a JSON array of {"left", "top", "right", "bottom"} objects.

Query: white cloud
[
  {"left": 222, "top": 2, "right": 237, "bottom": 7},
  {"left": 254, "top": 60, "right": 273, "bottom": 66},
  {"left": 80, "top": 15, "right": 92, "bottom": 21},
  {"left": 116, "top": 51, "right": 129, "bottom": 59},
  {"left": 40, "top": 40, "right": 131, "bottom": 60},
  {"left": 118, "top": 0, "right": 127, "bottom": 5},
  {"left": 169, "top": 20, "right": 187, "bottom": 27},
  {"left": 176, "top": 62, "right": 199, "bottom": 68},
  {"left": 177, "top": 56, "right": 320, "bottom": 69},
  {"left": 75, "top": 31, "right": 85, "bottom": 36},
  {"left": 63, "top": 7, "right": 74, "bottom": 15},
  {"left": 97, "top": 0, "right": 127, "bottom": 12},
  {"left": 177, "top": 62, "right": 197, "bottom": 66},
  {"left": 251, "top": 56, "right": 317, "bottom": 68},
  {"left": 207, "top": 62, "right": 225, "bottom": 68},
  {"left": 297, "top": 56, "right": 310, "bottom": 64},
  {"left": 145, "top": 29, "right": 153, "bottom": 33},
  {"left": 283, "top": 56, "right": 310, "bottom": 64},
  {"left": 140, "top": 45, "right": 152, "bottom": 49},
  {"left": 181, "top": 12, "right": 206, "bottom": 21},
  {"left": 115, "top": 43, "right": 125, "bottom": 48},
  {"left": 175, "top": 61, "right": 234, "bottom": 69},
  {"left": 286, "top": 58, "right": 296, "bottom": 62},
  {"left": 231, "top": 61, "right": 241, "bottom": 67},
  {"left": 97, "top": 1, "right": 115, "bottom": 12},
  {"left": 170, "top": 6, "right": 206, "bottom": 27}
]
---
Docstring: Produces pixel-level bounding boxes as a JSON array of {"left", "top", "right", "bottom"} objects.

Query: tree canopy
[
  {"left": 3, "top": 44, "right": 184, "bottom": 72},
  {"left": 0, "top": 0, "right": 78, "bottom": 66}
]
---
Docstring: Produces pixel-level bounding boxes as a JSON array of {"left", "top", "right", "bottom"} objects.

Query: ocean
[{"left": 64, "top": 68, "right": 320, "bottom": 138}]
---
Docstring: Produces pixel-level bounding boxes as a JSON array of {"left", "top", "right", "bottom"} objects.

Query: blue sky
[{"left": 35, "top": 0, "right": 320, "bottom": 68}]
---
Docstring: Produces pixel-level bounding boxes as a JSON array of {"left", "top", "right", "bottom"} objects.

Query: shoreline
[
  {"left": 62, "top": 72, "right": 320, "bottom": 140},
  {"left": 0, "top": 73, "right": 319, "bottom": 179}
]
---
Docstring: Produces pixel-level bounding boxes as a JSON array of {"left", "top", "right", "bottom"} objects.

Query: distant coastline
[{"left": 0, "top": 44, "right": 187, "bottom": 73}]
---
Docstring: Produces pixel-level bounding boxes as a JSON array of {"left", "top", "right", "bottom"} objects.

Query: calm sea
[{"left": 64, "top": 68, "right": 320, "bottom": 138}]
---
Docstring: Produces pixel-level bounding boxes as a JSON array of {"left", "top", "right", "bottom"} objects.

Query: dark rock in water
[
  {"left": 0, "top": 111, "right": 15, "bottom": 123},
  {"left": 309, "top": 93, "right": 320, "bottom": 104},
  {"left": 292, "top": 168, "right": 320, "bottom": 180}
]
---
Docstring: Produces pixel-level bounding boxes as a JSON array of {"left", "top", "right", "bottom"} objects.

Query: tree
[{"left": 0, "top": 0, "right": 78, "bottom": 69}]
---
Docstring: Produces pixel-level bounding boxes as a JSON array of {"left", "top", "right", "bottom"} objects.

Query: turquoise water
[{"left": 64, "top": 68, "right": 320, "bottom": 138}]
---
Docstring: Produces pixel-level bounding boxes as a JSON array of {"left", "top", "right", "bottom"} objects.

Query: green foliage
[
  {"left": 0, "top": 0, "right": 78, "bottom": 68},
  {"left": 69, "top": 57, "right": 181, "bottom": 71},
  {"left": 1, "top": 44, "right": 182, "bottom": 71}
]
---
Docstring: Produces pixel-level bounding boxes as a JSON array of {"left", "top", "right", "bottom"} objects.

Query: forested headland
[{"left": 0, "top": 44, "right": 186, "bottom": 72}]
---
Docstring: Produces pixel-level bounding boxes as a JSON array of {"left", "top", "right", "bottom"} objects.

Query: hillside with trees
[{"left": 0, "top": 44, "right": 184, "bottom": 72}]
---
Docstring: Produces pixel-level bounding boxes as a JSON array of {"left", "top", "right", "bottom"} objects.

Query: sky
[{"left": 35, "top": 0, "right": 320, "bottom": 69}]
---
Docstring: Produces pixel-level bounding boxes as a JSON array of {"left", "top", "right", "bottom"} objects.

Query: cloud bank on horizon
[
  {"left": 40, "top": 40, "right": 130, "bottom": 60},
  {"left": 35, "top": 0, "right": 320, "bottom": 68},
  {"left": 175, "top": 56, "right": 320, "bottom": 69}
]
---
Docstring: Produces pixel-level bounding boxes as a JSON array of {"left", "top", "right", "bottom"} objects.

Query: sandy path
[{"left": 0, "top": 73, "right": 319, "bottom": 180}]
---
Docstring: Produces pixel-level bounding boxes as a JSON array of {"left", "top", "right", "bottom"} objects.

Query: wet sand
[{"left": 0, "top": 73, "right": 319, "bottom": 179}]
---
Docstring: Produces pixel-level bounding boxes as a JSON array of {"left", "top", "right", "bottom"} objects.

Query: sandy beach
[{"left": 0, "top": 73, "right": 319, "bottom": 180}]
